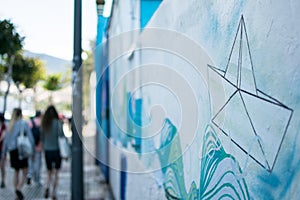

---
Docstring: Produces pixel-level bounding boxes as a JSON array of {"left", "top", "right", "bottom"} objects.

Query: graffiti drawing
[
  {"left": 200, "top": 126, "right": 250, "bottom": 200},
  {"left": 157, "top": 119, "right": 249, "bottom": 199},
  {"left": 207, "top": 15, "right": 293, "bottom": 172}
]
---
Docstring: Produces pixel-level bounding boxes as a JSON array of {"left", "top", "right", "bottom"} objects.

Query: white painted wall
[{"left": 107, "top": 0, "right": 300, "bottom": 199}]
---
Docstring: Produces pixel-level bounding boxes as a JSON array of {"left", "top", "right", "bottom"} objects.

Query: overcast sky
[{"left": 0, "top": 0, "right": 102, "bottom": 60}]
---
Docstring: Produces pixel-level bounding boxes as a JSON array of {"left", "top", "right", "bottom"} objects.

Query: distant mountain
[{"left": 24, "top": 51, "right": 71, "bottom": 74}]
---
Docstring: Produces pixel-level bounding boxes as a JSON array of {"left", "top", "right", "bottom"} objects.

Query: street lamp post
[{"left": 72, "top": 0, "right": 83, "bottom": 199}]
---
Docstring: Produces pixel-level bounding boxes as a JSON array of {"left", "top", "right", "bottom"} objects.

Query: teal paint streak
[
  {"left": 200, "top": 126, "right": 250, "bottom": 200},
  {"left": 140, "top": 0, "right": 162, "bottom": 29},
  {"left": 157, "top": 119, "right": 178, "bottom": 174},
  {"left": 96, "top": 16, "right": 108, "bottom": 45},
  {"left": 219, "top": 193, "right": 236, "bottom": 200},
  {"left": 157, "top": 120, "right": 250, "bottom": 200},
  {"left": 187, "top": 182, "right": 198, "bottom": 200},
  {"left": 127, "top": 97, "right": 143, "bottom": 152},
  {"left": 202, "top": 171, "right": 244, "bottom": 199},
  {"left": 157, "top": 119, "right": 187, "bottom": 199},
  {"left": 160, "top": 119, "right": 177, "bottom": 149}
]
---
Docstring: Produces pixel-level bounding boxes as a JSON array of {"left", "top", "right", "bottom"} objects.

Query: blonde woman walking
[{"left": 2, "top": 108, "right": 34, "bottom": 200}]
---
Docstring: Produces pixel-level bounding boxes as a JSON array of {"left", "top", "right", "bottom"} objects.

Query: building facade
[{"left": 95, "top": 0, "right": 300, "bottom": 199}]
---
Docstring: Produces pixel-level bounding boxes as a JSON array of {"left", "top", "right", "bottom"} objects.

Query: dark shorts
[
  {"left": 45, "top": 150, "right": 62, "bottom": 170},
  {"left": 9, "top": 149, "right": 28, "bottom": 170}
]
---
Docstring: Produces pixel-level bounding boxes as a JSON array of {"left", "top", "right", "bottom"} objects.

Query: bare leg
[
  {"left": 16, "top": 168, "right": 28, "bottom": 190},
  {"left": 0, "top": 157, "right": 5, "bottom": 185},
  {"left": 46, "top": 170, "right": 52, "bottom": 189},
  {"left": 14, "top": 170, "right": 19, "bottom": 190},
  {"left": 44, "top": 170, "right": 52, "bottom": 198},
  {"left": 33, "top": 152, "right": 42, "bottom": 184},
  {"left": 52, "top": 169, "right": 59, "bottom": 198},
  {"left": 27, "top": 157, "right": 33, "bottom": 185},
  {"left": 13, "top": 169, "right": 25, "bottom": 200}
]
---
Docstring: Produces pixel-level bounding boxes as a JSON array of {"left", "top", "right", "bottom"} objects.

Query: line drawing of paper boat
[{"left": 207, "top": 15, "right": 293, "bottom": 172}]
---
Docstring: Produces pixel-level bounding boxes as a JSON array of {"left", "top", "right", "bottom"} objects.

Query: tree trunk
[
  {"left": 2, "top": 55, "right": 15, "bottom": 113},
  {"left": 3, "top": 82, "right": 11, "bottom": 113},
  {"left": 16, "top": 85, "right": 23, "bottom": 108},
  {"left": 49, "top": 92, "right": 53, "bottom": 104},
  {"left": 33, "top": 86, "right": 37, "bottom": 110},
  {"left": 18, "top": 92, "right": 22, "bottom": 108}
]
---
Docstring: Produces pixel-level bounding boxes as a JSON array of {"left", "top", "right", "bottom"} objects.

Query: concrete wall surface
[{"left": 104, "top": 0, "right": 300, "bottom": 199}]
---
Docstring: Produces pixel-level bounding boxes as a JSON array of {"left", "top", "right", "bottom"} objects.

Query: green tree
[
  {"left": 43, "top": 74, "right": 63, "bottom": 103},
  {"left": 0, "top": 63, "right": 5, "bottom": 84},
  {"left": 0, "top": 19, "right": 24, "bottom": 112},
  {"left": 27, "top": 58, "right": 46, "bottom": 109},
  {"left": 11, "top": 54, "right": 45, "bottom": 107},
  {"left": 0, "top": 56, "right": 6, "bottom": 81},
  {"left": 0, "top": 19, "right": 23, "bottom": 56}
]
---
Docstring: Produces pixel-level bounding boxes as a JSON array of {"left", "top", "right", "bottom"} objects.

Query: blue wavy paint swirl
[
  {"left": 200, "top": 126, "right": 250, "bottom": 200},
  {"left": 157, "top": 119, "right": 250, "bottom": 200}
]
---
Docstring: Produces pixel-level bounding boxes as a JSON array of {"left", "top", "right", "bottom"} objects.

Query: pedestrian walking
[
  {"left": 27, "top": 110, "right": 43, "bottom": 186},
  {"left": 41, "top": 105, "right": 65, "bottom": 200},
  {"left": 2, "top": 108, "right": 34, "bottom": 200},
  {"left": 0, "top": 113, "right": 6, "bottom": 188}
]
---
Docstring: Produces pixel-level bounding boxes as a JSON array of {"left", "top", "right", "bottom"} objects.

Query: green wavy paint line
[
  {"left": 202, "top": 170, "right": 246, "bottom": 199},
  {"left": 157, "top": 119, "right": 187, "bottom": 199},
  {"left": 157, "top": 120, "right": 250, "bottom": 200},
  {"left": 200, "top": 126, "right": 250, "bottom": 199}
]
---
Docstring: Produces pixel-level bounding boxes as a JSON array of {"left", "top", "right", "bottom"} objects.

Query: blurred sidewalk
[{"left": 0, "top": 121, "right": 113, "bottom": 200}]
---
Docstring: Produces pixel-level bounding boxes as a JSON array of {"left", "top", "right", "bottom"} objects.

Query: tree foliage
[
  {"left": 43, "top": 74, "right": 64, "bottom": 104},
  {"left": 0, "top": 19, "right": 24, "bottom": 112},
  {"left": 43, "top": 74, "right": 63, "bottom": 91},
  {"left": 0, "top": 19, "right": 24, "bottom": 82},
  {"left": 0, "top": 19, "right": 24, "bottom": 57},
  {"left": 12, "top": 54, "right": 46, "bottom": 91},
  {"left": 0, "top": 63, "right": 5, "bottom": 81}
]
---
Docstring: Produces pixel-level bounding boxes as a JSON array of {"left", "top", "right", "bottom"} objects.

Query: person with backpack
[
  {"left": 2, "top": 108, "right": 34, "bottom": 200},
  {"left": 27, "top": 110, "right": 43, "bottom": 186}
]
